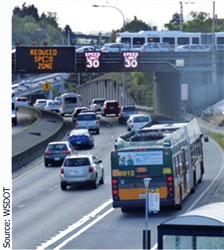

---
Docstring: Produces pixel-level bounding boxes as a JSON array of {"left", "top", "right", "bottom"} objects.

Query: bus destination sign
[{"left": 16, "top": 46, "right": 75, "bottom": 73}]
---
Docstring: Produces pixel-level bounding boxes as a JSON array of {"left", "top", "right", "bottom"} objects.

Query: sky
[{"left": 10, "top": 0, "right": 224, "bottom": 34}]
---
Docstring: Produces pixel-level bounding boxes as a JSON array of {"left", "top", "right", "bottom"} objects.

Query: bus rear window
[{"left": 65, "top": 97, "right": 77, "bottom": 104}]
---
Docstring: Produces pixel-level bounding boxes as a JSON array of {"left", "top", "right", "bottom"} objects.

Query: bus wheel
[
  {"left": 190, "top": 171, "right": 196, "bottom": 193},
  {"left": 121, "top": 207, "right": 131, "bottom": 213}
]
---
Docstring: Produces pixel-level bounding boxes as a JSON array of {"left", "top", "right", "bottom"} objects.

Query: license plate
[
  {"left": 109, "top": 107, "right": 114, "bottom": 110},
  {"left": 76, "top": 141, "right": 81, "bottom": 144},
  {"left": 54, "top": 157, "right": 60, "bottom": 161}
]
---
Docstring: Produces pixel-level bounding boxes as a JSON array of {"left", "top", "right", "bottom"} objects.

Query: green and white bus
[{"left": 111, "top": 119, "right": 208, "bottom": 212}]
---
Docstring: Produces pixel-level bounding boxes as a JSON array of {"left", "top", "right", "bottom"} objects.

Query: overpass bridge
[{"left": 14, "top": 47, "right": 224, "bottom": 120}]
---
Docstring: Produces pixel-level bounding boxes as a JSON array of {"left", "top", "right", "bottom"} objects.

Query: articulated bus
[{"left": 111, "top": 119, "right": 208, "bottom": 212}]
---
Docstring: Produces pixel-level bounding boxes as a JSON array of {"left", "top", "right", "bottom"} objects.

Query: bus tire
[
  {"left": 121, "top": 207, "right": 131, "bottom": 213},
  {"left": 190, "top": 171, "right": 196, "bottom": 193}
]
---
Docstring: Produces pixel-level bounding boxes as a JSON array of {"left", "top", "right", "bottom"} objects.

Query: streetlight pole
[
  {"left": 92, "top": 4, "right": 125, "bottom": 27},
  {"left": 212, "top": 1, "right": 215, "bottom": 50},
  {"left": 179, "top": 1, "right": 195, "bottom": 32}
]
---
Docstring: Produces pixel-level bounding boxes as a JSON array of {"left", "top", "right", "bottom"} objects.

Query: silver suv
[
  {"left": 75, "top": 112, "right": 100, "bottom": 134},
  {"left": 60, "top": 154, "right": 104, "bottom": 190}
]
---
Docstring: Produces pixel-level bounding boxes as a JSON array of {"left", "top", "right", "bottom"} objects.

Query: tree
[
  {"left": 13, "top": 3, "right": 39, "bottom": 21},
  {"left": 165, "top": 11, "right": 223, "bottom": 32},
  {"left": 109, "top": 16, "right": 153, "bottom": 42}
]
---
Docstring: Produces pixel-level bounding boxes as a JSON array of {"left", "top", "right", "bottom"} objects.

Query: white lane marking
[
  {"left": 152, "top": 139, "right": 224, "bottom": 250},
  {"left": 36, "top": 199, "right": 112, "bottom": 250},
  {"left": 54, "top": 207, "right": 115, "bottom": 250}
]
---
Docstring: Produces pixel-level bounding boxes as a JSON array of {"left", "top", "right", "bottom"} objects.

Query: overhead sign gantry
[{"left": 16, "top": 46, "right": 76, "bottom": 73}]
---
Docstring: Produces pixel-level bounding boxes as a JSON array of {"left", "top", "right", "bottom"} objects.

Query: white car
[
  {"left": 101, "top": 43, "right": 129, "bottom": 53},
  {"left": 44, "top": 100, "right": 60, "bottom": 112},
  {"left": 76, "top": 46, "right": 95, "bottom": 53},
  {"left": 60, "top": 153, "right": 104, "bottom": 190},
  {"left": 15, "top": 96, "right": 29, "bottom": 107},
  {"left": 89, "top": 98, "right": 106, "bottom": 112},
  {"left": 140, "top": 42, "right": 172, "bottom": 52},
  {"left": 33, "top": 99, "right": 47, "bottom": 109},
  {"left": 75, "top": 112, "right": 100, "bottom": 134},
  {"left": 174, "top": 44, "right": 211, "bottom": 52},
  {"left": 127, "top": 114, "right": 152, "bottom": 131}
]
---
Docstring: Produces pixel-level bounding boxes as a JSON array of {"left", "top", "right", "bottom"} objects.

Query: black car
[
  {"left": 102, "top": 100, "right": 121, "bottom": 116},
  {"left": 44, "top": 141, "right": 76, "bottom": 167}
]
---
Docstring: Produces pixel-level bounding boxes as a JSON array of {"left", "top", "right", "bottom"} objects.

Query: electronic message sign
[
  {"left": 16, "top": 46, "right": 75, "bottom": 73},
  {"left": 122, "top": 51, "right": 139, "bottom": 70},
  {"left": 84, "top": 51, "right": 101, "bottom": 71}
]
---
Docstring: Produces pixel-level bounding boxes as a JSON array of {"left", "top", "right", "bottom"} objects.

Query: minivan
[{"left": 59, "top": 93, "right": 82, "bottom": 116}]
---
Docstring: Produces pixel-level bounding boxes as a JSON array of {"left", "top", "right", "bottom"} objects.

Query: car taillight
[
  {"left": 93, "top": 104, "right": 97, "bottom": 107},
  {"left": 120, "top": 112, "right": 123, "bottom": 116},
  {"left": 64, "top": 150, "right": 70, "bottom": 154},
  {"left": 45, "top": 150, "right": 51, "bottom": 155},
  {"left": 75, "top": 122, "right": 78, "bottom": 126},
  {"left": 104, "top": 107, "right": 108, "bottom": 110},
  {"left": 131, "top": 124, "right": 134, "bottom": 128},
  {"left": 96, "top": 120, "right": 99, "bottom": 126},
  {"left": 89, "top": 165, "right": 94, "bottom": 172},
  {"left": 118, "top": 105, "right": 121, "bottom": 109},
  {"left": 136, "top": 111, "right": 138, "bottom": 114},
  {"left": 62, "top": 104, "right": 65, "bottom": 109},
  {"left": 68, "top": 136, "right": 73, "bottom": 140},
  {"left": 84, "top": 136, "right": 89, "bottom": 140},
  {"left": 60, "top": 167, "right": 64, "bottom": 174}
]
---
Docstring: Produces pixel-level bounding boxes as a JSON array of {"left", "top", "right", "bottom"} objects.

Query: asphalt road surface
[{"left": 12, "top": 115, "right": 224, "bottom": 250}]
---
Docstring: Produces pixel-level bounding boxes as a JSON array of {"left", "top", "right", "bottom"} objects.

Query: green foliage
[
  {"left": 12, "top": 4, "right": 65, "bottom": 46},
  {"left": 165, "top": 11, "right": 224, "bottom": 32},
  {"left": 209, "top": 133, "right": 224, "bottom": 151},
  {"left": 109, "top": 16, "right": 153, "bottom": 42}
]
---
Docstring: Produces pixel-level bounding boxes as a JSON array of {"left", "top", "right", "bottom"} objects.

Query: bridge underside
[{"left": 154, "top": 72, "right": 181, "bottom": 120}]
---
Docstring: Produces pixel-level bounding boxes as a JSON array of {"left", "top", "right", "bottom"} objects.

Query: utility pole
[
  {"left": 212, "top": 1, "right": 215, "bottom": 50},
  {"left": 180, "top": 1, "right": 183, "bottom": 32}
]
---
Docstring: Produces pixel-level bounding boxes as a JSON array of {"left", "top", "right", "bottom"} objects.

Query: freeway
[{"left": 12, "top": 116, "right": 224, "bottom": 249}]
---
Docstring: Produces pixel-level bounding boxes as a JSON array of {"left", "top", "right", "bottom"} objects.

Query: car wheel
[
  {"left": 45, "top": 162, "right": 49, "bottom": 167},
  {"left": 61, "top": 182, "right": 67, "bottom": 191},
  {"left": 92, "top": 175, "right": 99, "bottom": 189},
  {"left": 96, "top": 129, "right": 100, "bottom": 135}
]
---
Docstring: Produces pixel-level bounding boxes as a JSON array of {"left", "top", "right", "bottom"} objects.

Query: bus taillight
[
  {"left": 113, "top": 190, "right": 118, "bottom": 195},
  {"left": 112, "top": 179, "right": 118, "bottom": 184},
  {"left": 167, "top": 176, "right": 173, "bottom": 182}
]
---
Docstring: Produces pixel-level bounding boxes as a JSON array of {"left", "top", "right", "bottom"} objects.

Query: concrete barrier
[{"left": 12, "top": 107, "right": 65, "bottom": 172}]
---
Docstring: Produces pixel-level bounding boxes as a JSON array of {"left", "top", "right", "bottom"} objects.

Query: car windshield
[
  {"left": 48, "top": 144, "right": 67, "bottom": 151},
  {"left": 94, "top": 100, "right": 105, "bottom": 104},
  {"left": 133, "top": 116, "right": 149, "bottom": 122},
  {"left": 123, "top": 107, "right": 136, "bottom": 112},
  {"left": 77, "top": 114, "right": 96, "bottom": 120},
  {"left": 64, "top": 157, "right": 90, "bottom": 166}
]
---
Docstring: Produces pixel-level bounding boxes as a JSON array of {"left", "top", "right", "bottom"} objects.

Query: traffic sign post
[
  {"left": 42, "top": 81, "right": 51, "bottom": 91},
  {"left": 143, "top": 178, "right": 151, "bottom": 250}
]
